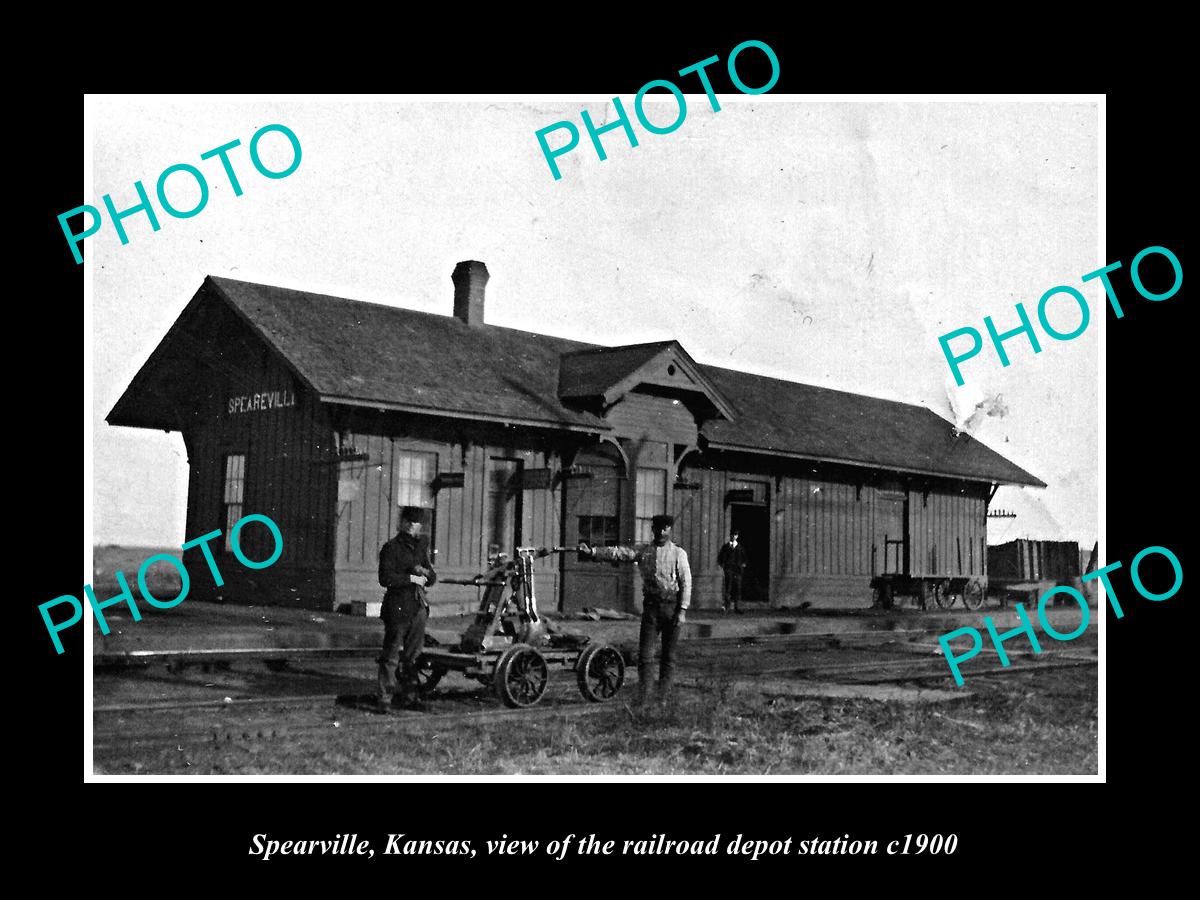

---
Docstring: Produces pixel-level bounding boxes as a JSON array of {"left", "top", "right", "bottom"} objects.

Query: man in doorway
[
  {"left": 578, "top": 514, "right": 692, "bottom": 704},
  {"left": 375, "top": 506, "right": 437, "bottom": 713},
  {"left": 717, "top": 528, "right": 748, "bottom": 613}
]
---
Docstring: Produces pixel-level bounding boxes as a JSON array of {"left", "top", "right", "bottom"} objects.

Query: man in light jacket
[{"left": 579, "top": 514, "right": 692, "bottom": 704}]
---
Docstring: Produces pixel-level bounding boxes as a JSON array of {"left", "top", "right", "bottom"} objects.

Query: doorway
[
  {"left": 729, "top": 503, "right": 770, "bottom": 605},
  {"left": 485, "top": 458, "right": 523, "bottom": 558},
  {"left": 876, "top": 492, "right": 907, "bottom": 575},
  {"left": 559, "top": 446, "right": 630, "bottom": 612}
]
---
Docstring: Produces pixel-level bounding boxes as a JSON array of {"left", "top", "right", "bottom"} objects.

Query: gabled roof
[
  {"left": 109, "top": 276, "right": 1045, "bottom": 487},
  {"left": 559, "top": 340, "right": 738, "bottom": 420},
  {"left": 697, "top": 366, "right": 1045, "bottom": 486},
  {"left": 209, "top": 276, "right": 607, "bottom": 433},
  {"left": 559, "top": 342, "right": 673, "bottom": 398}
]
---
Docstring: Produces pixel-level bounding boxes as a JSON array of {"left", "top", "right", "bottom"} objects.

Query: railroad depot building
[{"left": 108, "top": 262, "right": 1044, "bottom": 615}]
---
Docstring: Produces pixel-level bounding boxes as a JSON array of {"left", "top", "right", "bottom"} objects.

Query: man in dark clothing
[
  {"left": 717, "top": 529, "right": 748, "bottom": 613},
  {"left": 375, "top": 506, "right": 437, "bottom": 712}
]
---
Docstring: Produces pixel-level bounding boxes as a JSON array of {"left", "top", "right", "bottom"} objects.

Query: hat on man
[
  {"left": 400, "top": 506, "right": 425, "bottom": 524},
  {"left": 651, "top": 514, "right": 674, "bottom": 529}
]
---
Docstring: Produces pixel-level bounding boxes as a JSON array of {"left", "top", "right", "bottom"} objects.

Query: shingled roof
[
  {"left": 698, "top": 367, "right": 1043, "bottom": 485},
  {"left": 558, "top": 342, "right": 672, "bottom": 399},
  {"left": 211, "top": 276, "right": 606, "bottom": 432},
  {"left": 112, "top": 275, "right": 1044, "bottom": 487}
]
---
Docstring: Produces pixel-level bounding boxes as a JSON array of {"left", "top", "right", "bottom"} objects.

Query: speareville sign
[{"left": 228, "top": 389, "right": 298, "bottom": 415}]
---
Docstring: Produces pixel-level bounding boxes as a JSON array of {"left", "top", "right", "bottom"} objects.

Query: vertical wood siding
[
  {"left": 908, "top": 483, "right": 987, "bottom": 577},
  {"left": 181, "top": 301, "right": 335, "bottom": 607},
  {"left": 333, "top": 430, "right": 564, "bottom": 614},
  {"left": 773, "top": 473, "right": 874, "bottom": 577},
  {"left": 174, "top": 301, "right": 1002, "bottom": 612}
]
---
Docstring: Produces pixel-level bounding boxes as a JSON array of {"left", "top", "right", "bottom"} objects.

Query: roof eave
[
  {"left": 703, "top": 440, "right": 1046, "bottom": 487},
  {"left": 106, "top": 410, "right": 180, "bottom": 432},
  {"left": 662, "top": 343, "right": 739, "bottom": 421},
  {"left": 319, "top": 394, "right": 611, "bottom": 434}
]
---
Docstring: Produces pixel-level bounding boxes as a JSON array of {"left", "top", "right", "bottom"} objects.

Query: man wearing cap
[
  {"left": 375, "top": 506, "right": 437, "bottom": 713},
  {"left": 717, "top": 528, "right": 748, "bottom": 613},
  {"left": 578, "top": 514, "right": 692, "bottom": 703}
]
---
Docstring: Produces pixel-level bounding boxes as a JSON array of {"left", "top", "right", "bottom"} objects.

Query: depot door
[
  {"left": 485, "top": 458, "right": 523, "bottom": 559},
  {"left": 560, "top": 447, "right": 630, "bottom": 613},
  {"left": 875, "top": 490, "right": 907, "bottom": 575},
  {"left": 730, "top": 503, "right": 770, "bottom": 605}
]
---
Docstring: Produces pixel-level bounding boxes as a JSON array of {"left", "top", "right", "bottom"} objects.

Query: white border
[{"left": 83, "top": 92, "right": 1105, "bottom": 784}]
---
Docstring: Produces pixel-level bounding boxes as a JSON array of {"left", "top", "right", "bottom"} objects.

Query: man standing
[
  {"left": 375, "top": 506, "right": 437, "bottom": 713},
  {"left": 717, "top": 529, "right": 748, "bottom": 613},
  {"left": 578, "top": 514, "right": 692, "bottom": 704}
]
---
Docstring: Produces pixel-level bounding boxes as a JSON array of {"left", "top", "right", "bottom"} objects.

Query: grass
[
  {"left": 92, "top": 545, "right": 182, "bottom": 598},
  {"left": 96, "top": 666, "right": 1097, "bottom": 776}
]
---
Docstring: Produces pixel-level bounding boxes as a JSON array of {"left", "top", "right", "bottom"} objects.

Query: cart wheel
[
  {"left": 935, "top": 581, "right": 957, "bottom": 609},
  {"left": 493, "top": 644, "right": 549, "bottom": 708},
  {"left": 576, "top": 643, "right": 625, "bottom": 702},
  {"left": 963, "top": 578, "right": 987, "bottom": 611},
  {"left": 416, "top": 660, "right": 446, "bottom": 694},
  {"left": 923, "top": 581, "right": 942, "bottom": 610}
]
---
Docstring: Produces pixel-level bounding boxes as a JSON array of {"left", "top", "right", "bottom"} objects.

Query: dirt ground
[{"left": 93, "top": 629, "right": 1098, "bottom": 776}]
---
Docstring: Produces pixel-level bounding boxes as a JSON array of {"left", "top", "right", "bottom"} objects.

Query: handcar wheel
[
  {"left": 416, "top": 659, "right": 446, "bottom": 694},
  {"left": 576, "top": 644, "right": 625, "bottom": 702},
  {"left": 493, "top": 644, "right": 549, "bottom": 708},
  {"left": 963, "top": 578, "right": 987, "bottom": 611}
]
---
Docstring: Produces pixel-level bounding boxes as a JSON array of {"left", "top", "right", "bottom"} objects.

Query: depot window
[
  {"left": 395, "top": 451, "right": 437, "bottom": 509},
  {"left": 570, "top": 447, "right": 622, "bottom": 547},
  {"left": 578, "top": 514, "right": 619, "bottom": 548},
  {"left": 635, "top": 469, "right": 667, "bottom": 544},
  {"left": 222, "top": 453, "right": 246, "bottom": 551}
]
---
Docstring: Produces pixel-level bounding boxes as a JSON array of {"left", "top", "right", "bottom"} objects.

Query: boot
[
  {"left": 636, "top": 678, "right": 652, "bottom": 707},
  {"left": 657, "top": 677, "right": 675, "bottom": 704},
  {"left": 370, "top": 695, "right": 392, "bottom": 715},
  {"left": 393, "top": 685, "right": 428, "bottom": 712}
]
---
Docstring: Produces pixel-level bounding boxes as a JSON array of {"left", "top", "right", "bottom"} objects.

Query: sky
[{"left": 89, "top": 98, "right": 1099, "bottom": 547}]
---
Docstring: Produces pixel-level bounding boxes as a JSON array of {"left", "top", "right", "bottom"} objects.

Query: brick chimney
[{"left": 451, "top": 260, "right": 489, "bottom": 326}]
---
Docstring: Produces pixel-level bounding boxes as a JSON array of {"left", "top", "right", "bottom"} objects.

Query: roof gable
[
  {"left": 107, "top": 281, "right": 308, "bottom": 430},
  {"left": 559, "top": 341, "right": 737, "bottom": 421}
]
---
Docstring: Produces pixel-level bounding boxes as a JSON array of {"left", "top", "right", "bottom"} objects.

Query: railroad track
[
  {"left": 691, "top": 646, "right": 1096, "bottom": 681},
  {"left": 93, "top": 688, "right": 629, "bottom": 753},
  {"left": 91, "top": 631, "right": 937, "bottom": 717},
  {"left": 93, "top": 641, "right": 1096, "bottom": 754},
  {"left": 91, "top": 626, "right": 976, "bottom": 672}
]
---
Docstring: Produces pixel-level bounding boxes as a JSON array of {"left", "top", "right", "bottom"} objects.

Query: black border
[{"left": 30, "top": 28, "right": 1187, "bottom": 881}]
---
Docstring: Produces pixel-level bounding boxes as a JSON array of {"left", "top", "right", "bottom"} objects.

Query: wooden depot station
[{"left": 108, "top": 261, "right": 1044, "bottom": 615}]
